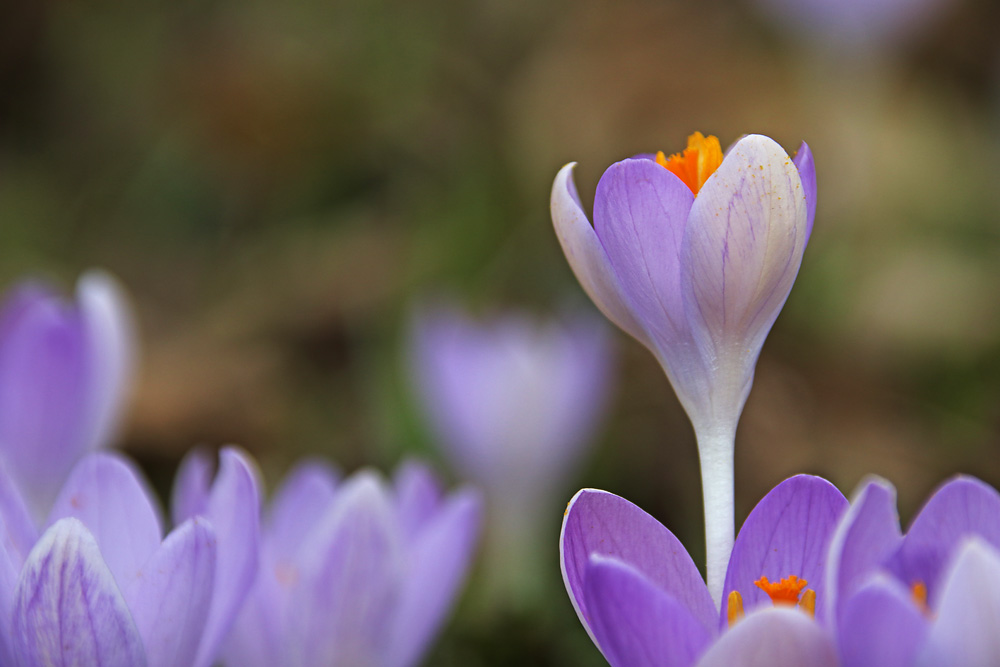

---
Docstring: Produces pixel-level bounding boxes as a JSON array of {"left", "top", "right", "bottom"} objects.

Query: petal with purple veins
[
  {"left": 13, "top": 518, "right": 147, "bottom": 667},
  {"left": 584, "top": 555, "right": 712, "bottom": 667},
  {"left": 721, "top": 475, "right": 848, "bottom": 627},
  {"left": 561, "top": 489, "right": 716, "bottom": 636}
]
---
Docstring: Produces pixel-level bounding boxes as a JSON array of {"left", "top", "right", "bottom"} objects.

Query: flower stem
[{"left": 695, "top": 422, "right": 736, "bottom": 608}]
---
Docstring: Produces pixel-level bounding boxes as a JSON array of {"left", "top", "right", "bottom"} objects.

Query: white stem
[{"left": 695, "top": 422, "right": 736, "bottom": 608}]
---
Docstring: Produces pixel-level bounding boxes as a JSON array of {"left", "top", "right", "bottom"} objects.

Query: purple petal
[
  {"left": 170, "top": 446, "right": 213, "bottom": 526},
  {"left": 838, "top": 575, "right": 928, "bottom": 667},
  {"left": 593, "top": 158, "right": 697, "bottom": 367},
  {"left": 191, "top": 447, "right": 262, "bottom": 667},
  {"left": 75, "top": 271, "right": 136, "bottom": 460},
  {"left": 682, "top": 135, "right": 808, "bottom": 418},
  {"left": 384, "top": 488, "right": 481, "bottom": 667},
  {"left": 47, "top": 452, "right": 162, "bottom": 591},
  {"left": 264, "top": 459, "right": 339, "bottom": 562},
  {"left": 792, "top": 142, "right": 817, "bottom": 242},
  {"left": 123, "top": 518, "right": 216, "bottom": 667},
  {"left": 551, "top": 163, "right": 652, "bottom": 347},
  {"left": 13, "top": 518, "right": 147, "bottom": 667},
  {"left": 917, "top": 539, "right": 1000, "bottom": 666},
  {"left": 584, "top": 555, "right": 712, "bottom": 667},
  {"left": 824, "top": 477, "right": 902, "bottom": 625},
  {"left": 695, "top": 607, "right": 837, "bottom": 667},
  {"left": 0, "top": 285, "right": 90, "bottom": 518},
  {"left": 393, "top": 460, "right": 443, "bottom": 544},
  {"left": 0, "top": 459, "right": 39, "bottom": 569},
  {"left": 220, "top": 573, "right": 283, "bottom": 667},
  {"left": 560, "top": 489, "right": 716, "bottom": 636},
  {"left": 886, "top": 475, "right": 1000, "bottom": 605},
  {"left": 721, "top": 475, "right": 848, "bottom": 627},
  {"left": 285, "top": 471, "right": 403, "bottom": 665}
]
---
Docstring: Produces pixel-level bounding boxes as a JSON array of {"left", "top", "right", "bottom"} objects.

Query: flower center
[
  {"left": 726, "top": 575, "right": 816, "bottom": 627},
  {"left": 655, "top": 131, "right": 723, "bottom": 195}
]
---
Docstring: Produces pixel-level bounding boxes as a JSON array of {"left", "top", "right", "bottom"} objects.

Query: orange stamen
[
  {"left": 727, "top": 590, "right": 745, "bottom": 627},
  {"left": 754, "top": 575, "right": 808, "bottom": 606},
  {"left": 911, "top": 581, "right": 928, "bottom": 613},
  {"left": 798, "top": 588, "right": 816, "bottom": 617},
  {"left": 655, "top": 131, "right": 723, "bottom": 195}
]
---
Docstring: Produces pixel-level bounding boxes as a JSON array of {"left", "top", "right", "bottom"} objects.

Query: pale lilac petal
[
  {"left": 124, "top": 518, "right": 216, "bottom": 667},
  {"left": 0, "top": 286, "right": 89, "bottom": 518},
  {"left": 47, "top": 452, "right": 162, "bottom": 590},
  {"left": 792, "top": 142, "right": 817, "bottom": 242},
  {"left": 917, "top": 540, "right": 1000, "bottom": 667},
  {"left": 75, "top": 271, "right": 136, "bottom": 460},
  {"left": 682, "top": 135, "right": 808, "bottom": 417},
  {"left": 0, "top": 460, "right": 38, "bottom": 569},
  {"left": 384, "top": 488, "right": 481, "bottom": 667},
  {"left": 170, "top": 446, "right": 213, "bottom": 526},
  {"left": 13, "top": 518, "right": 147, "bottom": 667},
  {"left": 264, "top": 459, "right": 339, "bottom": 562},
  {"left": 887, "top": 476, "right": 1000, "bottom": 605},
  {"left": 551, "top": 163, "right": 652, "bottom": 347},
  {"left": 824, "top": 477, "right": 902, "bottom": 625},
  {"left": 721, "top": 475, "right": 848, "bottom": 626},
  {"left": 220, "top": 574, "right": 283, "bottom": 667},
  {"left": 584, "top": 555, "right": 712, "bottom": 667},
  {"left": 192, "top": 447, "right": 262, "bottom": 667},
  {"left": 285, "top": 472, "right": 403, "bottom": 665},
  {"left": 561, "top": 489, "right": 716, "bottom": 636},
  {"left": 393, "top": 460, "right": 443, "bottom": 544},
  {"left": 695, "top": 607, "right": 837, "bottom": 667},
  {"left": 838, "top": 575, "right": 928, "bottom": 667}
]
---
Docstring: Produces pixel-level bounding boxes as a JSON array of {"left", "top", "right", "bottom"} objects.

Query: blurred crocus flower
[
  {"left": 0, "top": 271, "right": 136, "bottom": 520},
  {"left": 221, "top": 460, "right": 481, "bottom": 667},
  {"left": 750, "top": 0, "right": 954, "bottom": 54},
  {"left": 552, "top": 132, "right": 814, "bottom": 601},
  {"left": 0, "top": 446, "right": 260, "bottom": 667},
  {"left": 561, "top": 474, "right": 1000, "bottom": 666}
]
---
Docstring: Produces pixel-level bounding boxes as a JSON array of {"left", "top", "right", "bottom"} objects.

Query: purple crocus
[
  {"left": 561, "top": 473, "right": 1000, "bottom": 666},
  {"left": 221, "top": 459, "right": 481, "bottom": 667},
  {"left": 0, "top": 271, "right": 136, "bottom": 521},
  {"left": 551, "top": 133, "right": 815, "bottom": 602},
  {"left": 0, "top": 446, "right": 260, "bottom": 667}
]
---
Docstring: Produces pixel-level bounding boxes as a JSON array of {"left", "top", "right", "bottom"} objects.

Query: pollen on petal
[
  {"left": 754, "top": 575, "right": 808, "bottom": 606},
  {"left": 655, "top": 132, "right": 723, "bottom": 195}
]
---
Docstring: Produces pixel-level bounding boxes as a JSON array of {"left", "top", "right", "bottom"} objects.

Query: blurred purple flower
[
  {"left": 0, "top": 446, "right": 260, "bottom": 667},
  {"left": 551, "top": 133, "right": 815, "bottom": 602},
  {"left": 561, "top": 474, "right": 1000, "bottom": 666},
  {"left": 221, "top": 460, "right": 481, "bottom": 667},
  {"left": 750, "top": 0, "right": 955, "bottom": 53},
  {"left": 410, "top": 304, "right": 613, "bottom": 506},
  {"left": 0, "top": 271, "right": 136, "bottom": 520}
]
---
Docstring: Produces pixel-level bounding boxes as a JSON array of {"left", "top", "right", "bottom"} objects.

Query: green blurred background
[{"left": 2, "top": 0, "right": 1000, "bottom": 663}]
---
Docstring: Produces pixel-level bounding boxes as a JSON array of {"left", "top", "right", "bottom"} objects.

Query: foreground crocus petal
[
  {"left": 584, "top": 556, "right": 712, "bottom": 667},
  {"left": 837, "top": 576, "right": 928, "bottom": 667},
  {"left": 223, "top": 461, "right": 481, "bottom": 667},
  {"left": 13, "top": 518, "right": 147, "bottom": 667},
  {"left": 721, "top": 475, "right": 847, "bottom": 626},
  {"left": 917, "top": 540, "right": 1000, "bottom": 666},
  {"left": 0, "top": 271, "right": 135, "bottom": 520},
  {"left": 695, "top": 607, "right": 837, "bottom": 667}
]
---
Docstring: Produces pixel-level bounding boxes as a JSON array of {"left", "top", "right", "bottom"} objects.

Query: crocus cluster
[
  {"left": 552, "top": 132, "right": 815, "bottom": 601},
  {"left": 0, "top": 272, "right": 135, "bottom": 521},
  {"left": 561, "top": 473, "right": 1000, "bottom": 666},
  {"left": 220, "top": 458, "right": 481, "bottom": 667},
  {"left": 0, "top": 447, "right": 260, "bottom": 667}
]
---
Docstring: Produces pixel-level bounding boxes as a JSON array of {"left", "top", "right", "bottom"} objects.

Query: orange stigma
[
  {"left": 754, "top": 575, "right": 809, "bottom": 606},
  {"left": 655, "top": 131, "right": 723, "bottom": 195}
]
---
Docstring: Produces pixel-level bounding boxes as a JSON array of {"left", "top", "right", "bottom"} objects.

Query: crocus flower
[
  {"left": 0, "top": 446, "right": 260, "bottom": 667},
  {"left": 221, "top": 459, "right": 481, "bottom": 667},
  {"left": 0, "top": 271, "right": 136, "bottom": 521},
  {"left": 561, "top": 473, "right": 1000, "bottom": 666},
  {"left": 551, "top": 132, "right": 815, "bottom": 601}
]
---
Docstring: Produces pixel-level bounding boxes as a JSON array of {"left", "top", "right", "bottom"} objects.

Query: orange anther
[
  {"left": 911, "top": 581, "right": 929, "bottom": 613},
  {"left": 727, "top": 590, "right": 745, "bottom": 627},
  {"left": 655, "top": 132, "right": 723, "bottom": 195},
  {"left": 798, "top": 588, "right": 816, "bottom": 617}
]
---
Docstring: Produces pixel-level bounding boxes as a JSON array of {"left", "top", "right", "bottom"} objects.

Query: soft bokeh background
[{"left": 3, "top": 0, "right": 1000, "bottom": 663}]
